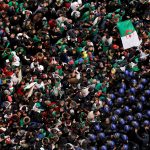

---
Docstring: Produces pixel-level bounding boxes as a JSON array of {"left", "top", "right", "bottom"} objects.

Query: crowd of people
[{"left": 0, "top": 0, "right": 150, "bottom": 150}]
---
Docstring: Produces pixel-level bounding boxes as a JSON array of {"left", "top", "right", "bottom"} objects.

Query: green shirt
[
  {"left": 83, "top": 3, "right": 90, "bottom": 9},
  {"left": 81, "top": 41, "right": 87, "bottom": 47},
  {"left": 95, "top": 83, "right": 102, "bottom": 91},
  {"left": 56, "top": 38, "right": 63, "bottom": 45},
  {"left": 76, "top": 47, "right": 83, "bottom": 53},
  {"left": 60, "top": 45, "right": 68, "bottom": 52},
  {"left": 102, "top": 87, "right": 107, "bottom": 93},
  {"left": 8, "top": 1, "right": 18, "bottom": 6},
  {"left": 80, "top": 11, "right": 90, "bottom": 22},
  {"left": 131, "top": 66, "right": 140, "bottom": 72}
]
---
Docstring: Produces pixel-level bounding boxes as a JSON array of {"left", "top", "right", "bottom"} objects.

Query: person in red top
[{"left": 2, "top": 67, "right": 14, "bottom": 77}]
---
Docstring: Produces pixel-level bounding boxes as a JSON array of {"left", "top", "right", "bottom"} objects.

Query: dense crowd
[{"left": 0, "top": 0, "right": 150, "bottom": 150}]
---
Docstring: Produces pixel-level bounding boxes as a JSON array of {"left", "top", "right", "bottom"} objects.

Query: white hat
[
  {"left": 38, "top": 65, "right": 44, "bottom": 71},
  {"left": 70, "top": 109, "right": 75, "bottom": 114},
  {"left": 87, "top": 111, "right": 94, "bottom": 120},
  {"left": 4, "top": 90, "right": 11, "bottom": 95},
  {"left": 11, "top": 51, "right": 16, "bottom": 56},
  {"left": 71, "top": 2, "right": 79, "bottom": 11},
  {"left": 6, "top": 59, "right": 10, "bottom": 63},
  {"left": 71, "top": 11, "right": 80, "bottom": 18},
  {"left": 42, "top": 17, "right": 47, "bottom": 20},
  {"left": 78, "top": 0, "right": 82, "bottom": 5},
  {"left": 3, "top": 37, "right": 8, "bottom": 41}
]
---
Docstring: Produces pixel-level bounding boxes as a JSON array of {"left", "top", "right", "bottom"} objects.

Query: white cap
[
  {"left": 42, "top": 17, "right": 47, "bottom": 20},
  {"left": 71, "top": 11, "right": 80, "bottom": 18},
  {"left": 71, "top": 2, "right": 79, "bottom": 11},
  {"left": 70, "top": 109, "right": 74, "bottom": 114},
  {"left": 3, "top": 37, "right": 8, "bottom": 41},
  {"left": 87, "top": 111, "right": 94, "bottom": 120},
  {"left": 78, "top": 0, "right": 82, "bottom": 5},
  {"left": 11, "top": 51, "right": 16, "bottom": 56},
  {"left": 6, "top": 59, "right": 10, "bottom": 63},
  {"left": 38, "top": 65, "right": 44, "bottom": 71}
]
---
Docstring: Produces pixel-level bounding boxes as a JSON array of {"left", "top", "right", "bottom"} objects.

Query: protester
[{"left": 0, "top": 0, "right": 149, "bottom": 150}]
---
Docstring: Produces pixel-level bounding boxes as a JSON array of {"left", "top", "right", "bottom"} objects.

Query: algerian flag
[
  {"left": 117, "top": 20, "right": 140, "bottom": 49},
  {"left": 24, "top": 82, "right": 36, "bottom": 90},
  {"left": 27, "top": 85, "right": 35, "bottom": 98}
]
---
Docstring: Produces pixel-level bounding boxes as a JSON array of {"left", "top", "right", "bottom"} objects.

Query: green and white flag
[{"left": 117, "top": 20, "right": 140, "bottom": 49}]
